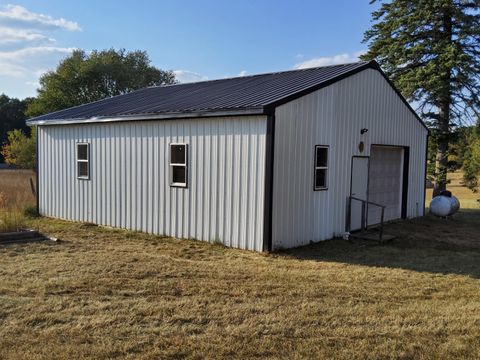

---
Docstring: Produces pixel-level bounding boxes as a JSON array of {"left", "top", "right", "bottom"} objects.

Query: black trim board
[
  {"left": 35, "top": 125, "right": 39, "bottom": 214},
  {"left": 401, "top": 147, "right": 410, "bottom": 219},
  {"left": 423, "top": 134, "right": 429, "bottom": 215},
  {"left": 262, "top": 114, "right": 275, "bottom": 252}
]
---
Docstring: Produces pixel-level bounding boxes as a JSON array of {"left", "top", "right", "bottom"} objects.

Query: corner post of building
[
  {"left": 263, "top": 112, "right": 276, "bottom": 252},
  {"left": 35, "top": 125, "right": 40, "bottom": 215}
]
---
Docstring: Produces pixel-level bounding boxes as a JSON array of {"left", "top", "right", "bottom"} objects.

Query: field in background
[
  {"left": 0, "top": 170, "right": 36, "bottom": 232},
  {"left": 426, "top": 171, "right": 480, "bottom": 209},
  {"left": 0, "top": 169, "right": 36, "bottom": 211}
]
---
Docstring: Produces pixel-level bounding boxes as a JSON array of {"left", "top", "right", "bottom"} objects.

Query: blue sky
[{"left": 0, "top": 1, "right": 379, "bottom": 99}]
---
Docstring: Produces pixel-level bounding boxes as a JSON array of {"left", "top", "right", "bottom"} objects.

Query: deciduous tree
[
  {"left": 27, "top": 49, "right": 176, "bottom": 117},
  {"left": 0, "top": 95, "right": 31, "bottom": 162},
  {"left": 1, "top": 129, "right": 36, "bottom": 170}
]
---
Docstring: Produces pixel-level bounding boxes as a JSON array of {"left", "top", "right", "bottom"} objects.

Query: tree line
[{"left": 2, "top": 1, "right": 480, "bottom": 196}]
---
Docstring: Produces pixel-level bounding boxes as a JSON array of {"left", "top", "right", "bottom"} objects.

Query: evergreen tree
[
  {"left": 362, "top": 0, "right": 480, "bottom": 196},
  {"left": 462, "top": 122, "right": 480, "bottom": 192}
]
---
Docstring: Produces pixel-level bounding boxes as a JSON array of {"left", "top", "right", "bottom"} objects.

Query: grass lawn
[
  {"left": 0, "top": 213, "right": 479, "bottom": 359},
  {"left": 0, "top": 169, "right": 480, "bottom": 359}
]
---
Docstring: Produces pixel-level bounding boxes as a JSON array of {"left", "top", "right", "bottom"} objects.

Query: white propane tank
[
  {"left": 449, "top": 196, "right": 460, "bottom": 215},
  {"left": 429, "top": 196, "right": 452, "bottom": 217},
  {"left": 430, "top": 193, "right": 460, "bottom": 217}
]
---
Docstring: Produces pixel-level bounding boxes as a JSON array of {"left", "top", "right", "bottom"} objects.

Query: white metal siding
[
  {"left": 272, "top": 69, "right": 428, "bottom": 249},
  {"left": 38, "top": 116, "right": 267, "bottom": 251}
]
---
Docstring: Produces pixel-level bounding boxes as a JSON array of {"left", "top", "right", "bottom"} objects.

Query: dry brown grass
[
  {"left": 0, "top": 169, "right": 36, "bottom": 211},
  {"left": 0, "top": 212, "right": 478, "bottom": 359},
  {"left": 0, "top": 169, "right": 36, "bottom": 232},
  {"left": 0, "top": 170, "right": 479, "bottom": 359}
]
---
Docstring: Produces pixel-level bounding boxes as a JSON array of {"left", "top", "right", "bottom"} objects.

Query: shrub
[
  {"left": 1, "top": 129, "right": 36, "bottom": 170},
  {"left": 23, "top": 205, "right": 39, "bottom": 218}
]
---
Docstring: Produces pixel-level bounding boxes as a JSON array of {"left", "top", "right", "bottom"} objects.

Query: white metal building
[{"left": 27, "top": 61, "right": 429, "bottom": 252}]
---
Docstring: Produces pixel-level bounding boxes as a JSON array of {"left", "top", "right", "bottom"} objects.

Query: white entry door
[
  {"left": 350, "top": 156, "right": 369, "bottom": 231},
  {"left": 368, "top": 146, "right": 404, "bottom": 225}
]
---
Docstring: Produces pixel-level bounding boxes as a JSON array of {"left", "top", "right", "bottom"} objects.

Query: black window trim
[
  {"left": 170, "top": 142, "right": 188, "bottom": 188},
  {"left": 76, "top": 142, "right": 90, "bottom": 180},
  {"left": 314, "top": 145, "right": 329, "bottom": 191}
]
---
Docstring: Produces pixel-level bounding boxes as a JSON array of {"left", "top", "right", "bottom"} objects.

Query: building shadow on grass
[{"left": 283, "top": 209, "right": 480, "bottom": 278}]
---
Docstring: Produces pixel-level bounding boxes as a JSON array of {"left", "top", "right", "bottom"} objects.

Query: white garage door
[{"left": 368, "top": 146, "right": 404, "bottom": 225}]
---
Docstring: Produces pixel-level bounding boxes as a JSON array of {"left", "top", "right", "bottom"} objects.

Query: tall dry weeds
[
  {"left": 0, "top": 170, "right": 35, "bottom": 232},
  {"left": 0, "top": 170, "right": 36, "bottom": 211}
]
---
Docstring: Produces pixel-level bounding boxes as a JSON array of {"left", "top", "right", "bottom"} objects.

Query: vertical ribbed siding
[
  {"left": 37, "top": 115, "right": 267, "bottom": 252},
  {"left": 272, "top": 68, "right": 428, "bottom": 249}
]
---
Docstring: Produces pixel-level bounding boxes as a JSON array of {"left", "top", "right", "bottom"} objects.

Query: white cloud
[
  {"left": 174, "top": 70, "right": 208, "bottom": 83},
  {"left": 0, "top": 46, "right": 75, "bottom": 77},
  {"left": 25, "top": 80, "right": 40, "bottom": 88},
  {"left": 0, "top": 4, "right": 80, "bottom": 97},
  {"left": 0, "top": 26, "right": 54, "bottom": 44},
  {"left": 0, "top": 4, "right": 80, "bottom": 31},
  {"left": 0, "top": 45, "right": 75, "bottom": 59},
  {"left": 294, "top": 51, "right": 366, "bottom": 69},
  {"left": 238, "top": 70, "right": 248, "bottom": 77}
]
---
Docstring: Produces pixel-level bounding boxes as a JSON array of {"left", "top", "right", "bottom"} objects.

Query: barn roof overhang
[{"left": 27, "top": 107, "right": 267, "bottom": 126}]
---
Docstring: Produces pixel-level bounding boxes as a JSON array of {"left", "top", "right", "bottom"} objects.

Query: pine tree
[{"left": 361, "top": 0, "right": 480, "bottom": 196}]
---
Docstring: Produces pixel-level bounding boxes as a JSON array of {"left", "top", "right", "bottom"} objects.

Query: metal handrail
[{"left": 346, "top": 196, "right": 386, "bottom": 242}]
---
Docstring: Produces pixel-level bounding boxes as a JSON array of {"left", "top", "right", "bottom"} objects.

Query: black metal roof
[{"left": 27, "top": 60, "right": 425, "bottom": 129}]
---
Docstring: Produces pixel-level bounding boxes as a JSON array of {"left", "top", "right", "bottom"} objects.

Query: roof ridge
[
  {"left": 153, "top": 60, "right": 372, "bottom": 88},
  {"left": 27, "top": 60, "right": 383, "bottom": 125}
]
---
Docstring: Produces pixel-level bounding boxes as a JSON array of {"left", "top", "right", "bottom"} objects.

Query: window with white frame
[
  {"left": 170, "top": 143, "right": 188, "bottom": 187},
  {"left": 314, "top": 145, "right": 328, "bottom": 190},
  {"left": 77, "top": 143, "right": 90, "bottom": 179}
]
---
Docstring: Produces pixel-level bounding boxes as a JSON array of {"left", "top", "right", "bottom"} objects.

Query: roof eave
[
  {"left": 263, "top": 61, "right": 374, "bottom": 113},
  {"left": 263, "top": 60, "right": 429, "bottom": 134},
  {"left": 26, "top": 107, "right": 267, "bottom": 126}
]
